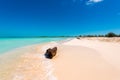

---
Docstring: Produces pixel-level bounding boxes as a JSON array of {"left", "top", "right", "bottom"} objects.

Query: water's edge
[{"left": 0, "top": 38, "right": 67, "bottom": 54}]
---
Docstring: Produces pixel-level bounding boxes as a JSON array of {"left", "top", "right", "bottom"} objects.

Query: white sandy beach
[{"left": 0, "top": 38, "right": 120, "bottom": 80}]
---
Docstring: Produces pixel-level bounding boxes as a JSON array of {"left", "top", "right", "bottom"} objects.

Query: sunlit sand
[{"left": 0, "top": 38, "right": 120, "bottom": 80}]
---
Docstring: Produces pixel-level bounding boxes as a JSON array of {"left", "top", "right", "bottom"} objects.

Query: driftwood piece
[{"left": 44, "top": 47, "right": 57, "bottom": 59}]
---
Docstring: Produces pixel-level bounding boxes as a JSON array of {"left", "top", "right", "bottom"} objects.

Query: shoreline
[
  {"left": 0, "top": 39, "right": 64, "bottom": 80},
  {"left": 0, "top": 38, "right": 120, "bottom": 80},
  {"left": 0, "top": 37, "right": 67, "bottom": 54}
]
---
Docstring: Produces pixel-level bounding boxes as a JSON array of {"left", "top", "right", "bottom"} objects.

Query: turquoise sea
[{"left": 0, "top": 38, "right": 65, "bottom": 54}]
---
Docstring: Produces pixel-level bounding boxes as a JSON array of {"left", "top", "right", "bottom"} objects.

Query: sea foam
[{"left": 12, "top": 53, "right": 57, "bottom": 80}]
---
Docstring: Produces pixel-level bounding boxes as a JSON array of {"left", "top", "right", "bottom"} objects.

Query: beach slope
[{"left": 53, "top": 38, "right": 120, "bottom": 80}]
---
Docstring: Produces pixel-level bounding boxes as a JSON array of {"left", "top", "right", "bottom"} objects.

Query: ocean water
[{"left": 0, "top": 38, "right": 65, "bottom": 54}]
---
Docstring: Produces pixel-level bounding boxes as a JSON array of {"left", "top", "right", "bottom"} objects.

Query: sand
[
  {"left": 0, "top": 38, "right": 120, "bottom": 80},
  {"left": 54, "top": 38, "right": 120, "bottom": 80}
]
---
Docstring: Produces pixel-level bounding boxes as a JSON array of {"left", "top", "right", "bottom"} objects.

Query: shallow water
[{"left": 0, "top": 38, "right": 65, "bottom": 54}]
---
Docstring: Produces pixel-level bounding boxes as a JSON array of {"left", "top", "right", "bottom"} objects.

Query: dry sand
[
  {"left": 0, "top": 38, "right": 120, "bottom": 80},
  {"left": 54, "top": 38, "right": 120, "bottom": 80}
]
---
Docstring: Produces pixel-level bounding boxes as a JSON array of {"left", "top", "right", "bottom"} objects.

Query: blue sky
[{"left": 0, "top": 0, "right": 120, "bottom": 36}]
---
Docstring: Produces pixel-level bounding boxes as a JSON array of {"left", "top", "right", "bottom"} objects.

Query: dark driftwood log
[{"left": 45, "top": 47, "right": 57, "bottom": 59}]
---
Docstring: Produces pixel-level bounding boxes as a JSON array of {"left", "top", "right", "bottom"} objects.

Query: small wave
[
  {"left": 40, "top": 54, "right": 57, "bottom": 80},
  {"left": 12, "top": 53, "right": 57, "bottom": 80}
]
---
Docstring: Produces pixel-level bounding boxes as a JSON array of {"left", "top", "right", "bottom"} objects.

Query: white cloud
[{"left": 86, "top": 0, "right": 103, "bottom": 5}]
